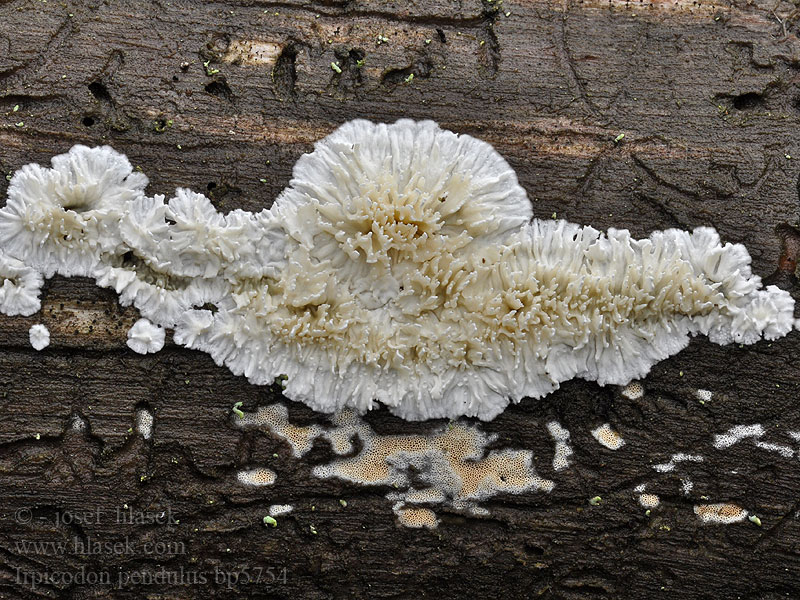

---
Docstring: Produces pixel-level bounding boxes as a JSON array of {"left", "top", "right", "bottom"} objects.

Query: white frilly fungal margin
[
  {"left": 126, "top": 318, "right": 166, "bottom": 354},
  {"left": 0, "top": 120, "right": 796, "bottom": 420}
]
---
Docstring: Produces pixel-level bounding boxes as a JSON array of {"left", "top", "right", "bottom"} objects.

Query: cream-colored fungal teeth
[
  {"left": 29, "top": 323, "right": 50, "bottom": 350},
  {"left": 0, "top": 145, "right": 147, "bottom": 277},
  {"left": 0, "top": 252, "right": 43, "bottom": 316},
  {"left": 0, "top": 120, "right": 796, "bottom": 420},
  {"left": 126, "top": 318, "right": 165, "bottom": 354}
]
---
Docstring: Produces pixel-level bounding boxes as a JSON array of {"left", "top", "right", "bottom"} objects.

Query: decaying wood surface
[{"left": 1, "top": 0, "right": 800, "bottom": 597}]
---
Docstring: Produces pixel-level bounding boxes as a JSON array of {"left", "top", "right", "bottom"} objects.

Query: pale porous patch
[
  {"left": 236, "top": 403, "right": 323, "bottom": 457},
  {"left": 223, "top": 40, "right": 283, "bottom": 66},
  {"left": 754, "top": 440, "right": 794, "bottom": 458},
  {"left": 694, "top": 503, "right": 748, "bottom": 524},
  {"left": 713, "top": 424, "right": 764, "bottom": 449},
  {"left": 653, "top": 453, "right": 703, "bottom": 473},
  {"left": 633, "top": 484, "right": 660, "bottom": 508},
  {"left": 0, "top": 122, "right": 795, "bottom": 421},
  {"left": 592, "top": 423, "right": 625, "bottom": 450},
  {"left": 545, "top": 421, "right": 573, "bottom": 471},
  {"left": 236, "top": 467, "right": 277, "bottom": 487},
  {"left": 621, "top": 381, "right": 644, "bottom": 400},
  {"left": 135, "top": 407, "right": 154, "bottom": 439},
  {"left": 28, "top": 323, "right": 50, "bottom": 350},
  {"left": 268, "top": 504, "right": 293, "bottom": 516},
  {"left": 239, "top": 404, "right": 553, "bottom": 522},
  {"left": 639, "top": 493, "right": 660, "bottom": 509},
  {"left": 695, "top": 389, "right": 713, "bottom": 403},
  {"left": 392, "top": 504, "right": 439, "bottom": 529}
]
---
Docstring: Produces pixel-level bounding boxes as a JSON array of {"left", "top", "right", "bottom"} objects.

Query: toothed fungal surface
[{"left": 0, "top": 120, "right": 794, "bottom": 420}]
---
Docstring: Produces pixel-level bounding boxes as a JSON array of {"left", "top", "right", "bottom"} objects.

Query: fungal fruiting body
[
  {"left": 126, "top": 318, "right": 166, "bottom": 354},
  {"left": 28, "top": 323, "right": 50, "bottom": 350},
  {"left": 0, "top": 120, "right": 795, "bottom": 420},
  {"left": 237, "top": 403, "right": 553, "bottom": 522}
]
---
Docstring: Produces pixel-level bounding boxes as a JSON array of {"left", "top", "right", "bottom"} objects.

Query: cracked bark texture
[{"left": 1, "top": 0, "right": 800, "bottom": 598}]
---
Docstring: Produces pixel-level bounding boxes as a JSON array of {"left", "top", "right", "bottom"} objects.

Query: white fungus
[
  {"left": 633, "top": 484, "right": 660, "bottom": 508},
  {"left": 695, "top": 389, "right": 713, "bottom": 403},
  {"left": 713, "top": 424, "right": 764, "bottom": 449},
  {"left": 639, "top": 494, "right": 660, "bottom": 508},
  {"left": 0, "top": 252, "right": 43, "bottom": 316},
  {"left": 126, "top": 318, "right": 165, "bottom": 354},
  {"left": 653, "top": 452, "right": 703, "bottom": 473},
  {"left": 236, "top": 467, "right": 277, "bottom": 487},
  {"left": 268, "top": 504, "right": 293, "bottom": 516},
  {"left": 753, "top": 440, "right": 794, "bottom": 458},
  {"left": 591, "top": 423, "right": 625, "bottom": 450},
  {"left": 694, "top": 503, "right": 748, "bottom": 524},
  {"left": 28, "top": 323, "right": 50, "bottom": 350},
  {"left": 0, "top": 121, "right": 796, "bottom": 421},
  {"left": 621, "top": 381, "right": 644, "bottom": 400},
  {"left": 135, "top": 407, "right": 154, "bottom": 439},
  {"left": 238, "top": 403, "right": 553, "bottom": 518},
  {"left": 391, "top": 502, "right": 440, "bottom": 529},
  {"left": 545, "top": 421, "right": 573, "bottom": 471}
]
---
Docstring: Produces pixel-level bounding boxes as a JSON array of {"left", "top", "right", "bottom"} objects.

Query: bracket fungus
[{"left": 0, "top": 120, "right": 796, "bottom": 420}]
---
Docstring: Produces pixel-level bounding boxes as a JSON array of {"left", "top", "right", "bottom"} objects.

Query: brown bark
[{"left": 1, "top": 0, "right": 800, "bottom": 597}]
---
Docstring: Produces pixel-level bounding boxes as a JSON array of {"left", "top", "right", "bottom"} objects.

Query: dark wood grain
[{"left": 1, "top": 0, "right": 800, "bottom": 598}]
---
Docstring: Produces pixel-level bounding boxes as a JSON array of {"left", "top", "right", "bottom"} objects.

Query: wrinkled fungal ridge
[{"left": 0, "top": 119, "right": 795, "bottom": 420}]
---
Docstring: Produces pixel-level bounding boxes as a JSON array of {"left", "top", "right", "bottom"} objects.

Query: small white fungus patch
[
  {"left": 633, "top": 484, "right": 660, "bottom": 508},
  {"left": 592, "top": 423, "right": 625, "bottom": 450},
  {"left": 268, "top": 504, "right": 293, "bottom": 517},
  {"left": 236, "top": 467, "right": 277, "bottom": 487},
  {"left": 754, "top": 440, "right": 794, "bottom": 458},
  {"left": 126, "top": 318, "right": 165, "bottom": 354},
  {"left": 28, "top": 323, "right": 49, "bottom": 350},
  {"left": 621, "top": 381, "right": 644, "bottom": 400},
  {"left": 135, "top": 408, "right": 154, "bottom": 440},
  {"left": 545, "top": 421, "right": 573, "bottom": 471},
  {"left": 713, "top": 424, "right": 764, "bottom": 449},
  {"left": 695, "top": 389, "right": 713, "bottom": 403},
  {"left": 694, "top": 503, "right": 748, "bottom": 524},
  {"left": 639, "top": 493, "right": 660, "bottom": 508},
  {"left": 653, "top": 453, "right": 703, "bottom": 473}
]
